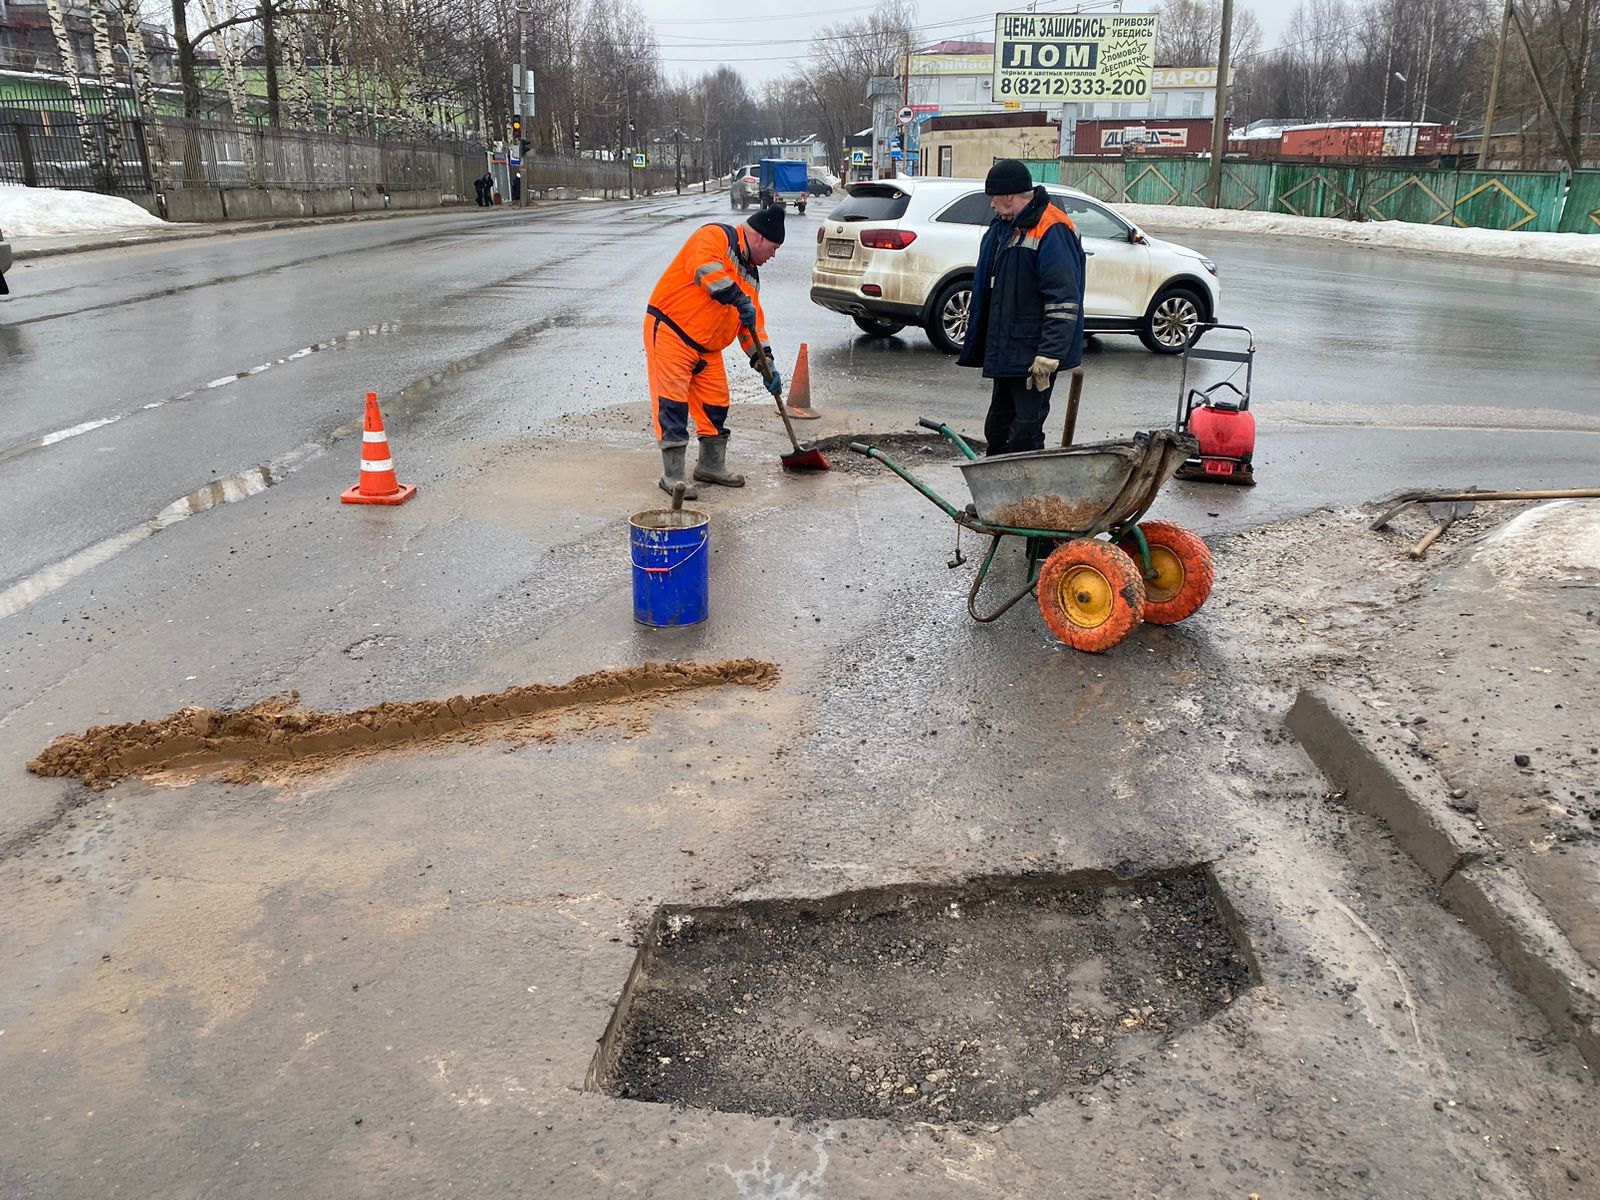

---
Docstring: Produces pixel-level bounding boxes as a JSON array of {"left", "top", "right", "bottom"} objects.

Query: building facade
[{"left": 895, "top": 41, "right": 1228, "bottom": 167}]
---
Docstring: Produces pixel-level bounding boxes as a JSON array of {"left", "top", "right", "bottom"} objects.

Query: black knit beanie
[
  {"left": 746, "top": 204, "right": 786, "bottom": 245},
  {"left": 985, "top": 159, "right": 1033, "bottom": 196}
]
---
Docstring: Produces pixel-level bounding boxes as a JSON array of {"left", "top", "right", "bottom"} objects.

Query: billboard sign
[
  {"left": 993, "top": 11, "right": 1158, "bottom": 101},
  {"left": 1102, "top": 127, "right": 1189, "bottom": 149}
]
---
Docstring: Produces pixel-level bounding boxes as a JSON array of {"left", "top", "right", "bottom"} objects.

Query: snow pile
[
  {"left": 1120, "top": 203, "right": 1600, "bottom": 270},
  {"left": 1471, "top": 501, "right": 1600, "bottom": 586},
  {"left": 0, "top": 186, "right": 167, "bottom": 237}
]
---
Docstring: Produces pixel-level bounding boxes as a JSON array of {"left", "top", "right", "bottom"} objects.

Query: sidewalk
[
  {"left": 1221, "top": 497, "right": 1600, "bottom": 1066},
  {"left": 9, "top": 201, "right": 529, "bottom": 261}
]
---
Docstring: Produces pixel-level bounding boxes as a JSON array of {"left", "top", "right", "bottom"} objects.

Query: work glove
[
  {"left": 763, "top": 365, "right": 785, "bottom": 398},
  {"left": 734, "top": 292, "right": 760, "bottom": 335},
  {"left": 1025, "top": 355, "right": 1060, "bottom": 391}
]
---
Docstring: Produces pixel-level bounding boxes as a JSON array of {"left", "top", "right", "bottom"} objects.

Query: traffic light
[{"left": 512, "top": 119, "right": 522, "bottom": 136}]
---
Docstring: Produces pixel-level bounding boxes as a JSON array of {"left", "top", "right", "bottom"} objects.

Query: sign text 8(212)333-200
[{"left": 998, "top": 76, "right": 1150, "bottom": 99}]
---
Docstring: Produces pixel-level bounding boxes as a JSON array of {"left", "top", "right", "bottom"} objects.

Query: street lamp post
[{"left": 517, "top": 0, "right": 529, "bottom": 207}]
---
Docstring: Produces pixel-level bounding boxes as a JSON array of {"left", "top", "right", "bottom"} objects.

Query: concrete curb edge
[{"left": 1286, "top": 684, "right": 1600, "bottom": 1072}]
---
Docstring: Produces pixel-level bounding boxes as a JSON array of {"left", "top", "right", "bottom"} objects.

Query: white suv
[{"left": 810, "top": 177, "right": 1220, "bottom": 355}]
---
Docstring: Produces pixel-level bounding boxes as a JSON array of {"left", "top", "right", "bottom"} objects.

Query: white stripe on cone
[
  {"left": 363, "top": 430, "right": 388, "bottom": 442},
  {"left": 360, "top": 458, "right": 395, "bottom": 472}
]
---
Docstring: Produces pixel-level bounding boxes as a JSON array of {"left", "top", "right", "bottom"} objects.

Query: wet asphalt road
[
  {"left": 3, "top": 192, "right": 1598, "bottom": 600},
  {"left": 2, "top": 195, "right": 1600, "bottom": 1198}
]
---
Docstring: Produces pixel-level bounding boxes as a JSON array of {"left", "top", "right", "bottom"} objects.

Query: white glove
[{"left": 1025, "top": 355, "right": 1060, "bottom": 391}]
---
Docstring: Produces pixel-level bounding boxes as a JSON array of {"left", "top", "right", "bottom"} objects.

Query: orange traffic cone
[
  {"left": 784, "top": 343, "right": 819, "bottom": 419},
  {"left": 341, "top": 392, "right": 418, "bottom": 506}
]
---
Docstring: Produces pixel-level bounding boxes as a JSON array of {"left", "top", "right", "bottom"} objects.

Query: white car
[{"left": 810, "top": 177, "right": 1220, "bottom": 355}]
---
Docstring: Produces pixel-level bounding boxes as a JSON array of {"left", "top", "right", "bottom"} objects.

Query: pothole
[
  {"left": 590, "top": 866, "right": 1255, "bottom": 1124},
  {"left": 812, "top": 431, "right": 984, "bottom": 476},
  {"left": 27, "top": 659, "right": 777, "bottom": 789}
]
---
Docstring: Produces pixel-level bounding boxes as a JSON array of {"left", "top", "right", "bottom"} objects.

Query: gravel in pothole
[{"left": 596, "top": 867, "right": 1253, "bottom": 1123}]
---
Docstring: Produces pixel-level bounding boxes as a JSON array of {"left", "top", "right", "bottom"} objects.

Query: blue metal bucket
[{"left": 629, "top": 506, "right": 710, "bottom": 627}]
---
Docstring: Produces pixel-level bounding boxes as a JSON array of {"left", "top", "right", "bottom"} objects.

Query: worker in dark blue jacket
[{"left": 958, "top": 159, "right": 1086, "bottom": 456}]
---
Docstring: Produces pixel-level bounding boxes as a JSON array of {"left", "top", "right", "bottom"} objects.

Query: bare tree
[
  {"left": 1156, "top": 0, "right": 1262, "bottom": 64},
  {"left": 44, "top": 0, "right": 105, "bottom": 177}
]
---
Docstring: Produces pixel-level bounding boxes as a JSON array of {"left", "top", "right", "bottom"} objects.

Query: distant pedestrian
[
  {"left": 473, "top": 173, "right": 491, "bottom": 206},
  {"left": 512, "top": 171, "right": 522, "bottom": 203},
  {"left": 958, "top": 159, "right": 1086, "bottom": 457}
]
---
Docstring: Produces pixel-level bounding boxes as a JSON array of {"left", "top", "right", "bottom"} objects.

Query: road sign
[
  {"left": 896, "top": 106, "right": 914, "bottom": 125},
  {"left": 992, "top": 10, "right": 1157, "bottom": 102},
  {"left": 850, "top": 150, "right": 868, "bottom": 165},
  {"left": 632, "top": 153, "right": 647, "bottom": 168}
]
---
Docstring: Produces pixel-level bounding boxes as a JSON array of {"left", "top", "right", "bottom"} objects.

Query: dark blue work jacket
[{"left": 958, "top": 186, "right": 1086, "bottom": 378}]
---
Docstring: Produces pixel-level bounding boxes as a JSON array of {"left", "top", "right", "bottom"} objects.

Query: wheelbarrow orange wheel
[
  {"left": 1116, "top": 521, "right": 1214, "bottom": 625},
  {"left": 1037, "top": 539, "right": 1146, "bottom": 653}
]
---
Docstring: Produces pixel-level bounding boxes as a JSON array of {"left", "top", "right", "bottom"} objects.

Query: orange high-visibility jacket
[{"left": 646, "top": 223, "right": 770, "bottom": 360}]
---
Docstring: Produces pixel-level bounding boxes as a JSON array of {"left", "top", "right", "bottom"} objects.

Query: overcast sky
[{"left": 637, "top": 0, "right": 1297, "bottom": 88}]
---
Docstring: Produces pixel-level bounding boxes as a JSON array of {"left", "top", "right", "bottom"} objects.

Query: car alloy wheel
[
  {"left": 1142, "top": 287, "right": 1204, "bottom": 354},
  {"left": 928, "top": 278, "right": 973, "bottom": 355}
]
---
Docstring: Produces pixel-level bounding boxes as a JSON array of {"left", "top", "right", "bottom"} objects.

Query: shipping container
[
  {"left": 1276, "top": 122, "right": 1455, "bottom": 160},
  {"left": 1071, "top": 117, "right": 1219, "bottom": 157}
]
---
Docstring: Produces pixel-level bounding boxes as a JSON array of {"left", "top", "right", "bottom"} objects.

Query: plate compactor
[{"left": 1174, "top": 323, "right": 1257, "bottom": 486}]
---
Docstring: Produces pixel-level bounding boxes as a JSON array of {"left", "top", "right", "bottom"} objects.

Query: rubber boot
[
  {"left": 658, "top": 444, "right": 698, "bottom": 499},
  {"left": 693, "top": 433, "right": 745, "bottom": 487}
]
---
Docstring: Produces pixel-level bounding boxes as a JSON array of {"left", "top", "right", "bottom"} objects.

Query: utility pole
[
  {"left": 1510, "top": 1, "right": 1581, "bottom": 172},
  {"left": 1205, "top": 0, "right": 1234, "bottom": 209},
  {"left": 1478, "top": 0, "right": 1513, "bottom": 169}
]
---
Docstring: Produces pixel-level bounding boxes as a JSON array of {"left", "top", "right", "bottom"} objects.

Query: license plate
[{"left": 826, "top": 239, "right": 855, "bottom": 260}]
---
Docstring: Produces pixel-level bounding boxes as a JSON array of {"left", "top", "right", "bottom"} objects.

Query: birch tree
[
  {"left": 44, "top": 0, "right": 105, "bottom": 180},
  {"left": 195, "top": 0, "right": 260, "bottom": 176},
  {"left": 89, "top": 0, "right": 124, "bottom": 185},
  {"left": 120, "top": 0, "right": 169, "bottom": 188}
]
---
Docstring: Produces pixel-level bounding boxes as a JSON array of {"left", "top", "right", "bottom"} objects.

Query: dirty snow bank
[
  {"left": 0, "top": 187, "right": 167, "bottom": 237},
  {"left": 1472, "top": 500, "right": 1600, "bottom": 584},
  {"left": 1121, "top": 203, "right": 1600, "bottom": 270}
]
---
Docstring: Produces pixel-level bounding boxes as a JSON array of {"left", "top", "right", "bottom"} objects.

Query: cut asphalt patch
[
  {"left": 592, "top": 867, "right": 1255, "bottom": 1124},
  {"left": 26, "top": 659, "right": 778, "bottom": 789}
]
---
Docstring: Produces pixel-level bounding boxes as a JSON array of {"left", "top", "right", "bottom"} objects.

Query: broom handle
[{"left": 761, "top": 358, "right": 804, "bottom": 453}]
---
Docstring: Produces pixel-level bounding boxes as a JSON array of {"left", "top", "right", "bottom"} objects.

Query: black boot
[
  {"left": 658, "top": 444, "right": 698, "bottom": 499},
  {"left": 693, "top": 433, "right": 745, "bottom": 487}
]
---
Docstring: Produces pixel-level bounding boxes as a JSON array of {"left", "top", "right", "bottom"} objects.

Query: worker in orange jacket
[{"left": 644, "top": 204, "right": 785, "bottom": 497}]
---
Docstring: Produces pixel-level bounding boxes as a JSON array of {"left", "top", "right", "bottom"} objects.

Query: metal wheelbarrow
[{"left": 849, "top": 420, "right": 1214, "bottom": 652}]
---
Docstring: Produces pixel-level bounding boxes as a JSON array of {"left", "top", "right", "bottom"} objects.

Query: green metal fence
[
  {"left": 1559, "top": 171, "right": 1600, "bottom": 234},
  {"left": 1027, "top": 158, "right": 1597, "bottom": 234}
]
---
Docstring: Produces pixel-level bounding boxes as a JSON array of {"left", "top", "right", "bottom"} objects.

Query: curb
[{"left": 1286, "top": 685, "right": 1600, "bottom": 1071}]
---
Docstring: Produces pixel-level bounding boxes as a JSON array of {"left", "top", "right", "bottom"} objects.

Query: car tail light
[
  {"left": 817, "top": 227, "right": 824, "bottom": 245},
  {"left": 862, "top": 284, "right": 882, "bottom": 296},
  {"left": 859, "top": 229, "right": 917, "bottom": 250}
]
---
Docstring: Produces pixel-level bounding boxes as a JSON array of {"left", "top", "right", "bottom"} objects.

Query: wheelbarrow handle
[{"left": 915, "top": 418, "right": 982, "bottom": 461}]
